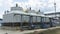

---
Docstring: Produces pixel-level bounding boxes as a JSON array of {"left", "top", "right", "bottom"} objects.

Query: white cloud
[
  {"left": 44, "top": 0, "right": 60, "bottom": 13},
  {"left": 13, "top": 0, "right": 55, "bottom": 11},
  {"left": 0, "top": 0, "right": 60, "bottom": 18},
  {"left": 14, "top": 0, "right": 48, "bottom": 10},
  {"left": 0, "top": 0, "right": 3, "bottom": 6},
  {"left": 0, "top": 0, "right": 13, "bottom": 18}
]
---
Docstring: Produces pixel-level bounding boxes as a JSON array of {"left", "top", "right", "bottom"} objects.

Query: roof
[{"left": 44, "top": 12, "right": 60, "bottom": 15}]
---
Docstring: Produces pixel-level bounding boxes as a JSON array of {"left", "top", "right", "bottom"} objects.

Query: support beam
[
  {"left": 20, "top": 15, "right": 23, "bottom": 29},
  {"left": 29, "top": 16, "right": 33, "bottom": 25},
  {"left": 13, "top": 23, "right": 14, "bottom": 27},
  {"left": 36, "top": 16, "right": 37, "bottom": 23}
]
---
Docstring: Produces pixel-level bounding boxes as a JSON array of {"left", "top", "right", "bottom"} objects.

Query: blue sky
[{"left": 0, "top": 0, "right": 60, "bottom": 18}]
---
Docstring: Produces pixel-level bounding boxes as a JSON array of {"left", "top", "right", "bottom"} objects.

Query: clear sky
[{"left": 0, "top": 0, "right": 60, "bottom": 18}]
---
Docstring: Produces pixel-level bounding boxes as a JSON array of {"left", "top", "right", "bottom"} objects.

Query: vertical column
[
  {"left": 41, "top": 17, "right": 42, "bottom": 23},
  {"left": 10, "top": 23, "right": 11, "bottom": 27},
  {"left": 36, "top": 16, "right": 37, "bottom": 23},
  {"left": 10, "top": 23, "right": 12, "bottom": 29},
  {"left": 20, "top": 14, "right": 23, "bottom": 29},
  {"left": 13, "top": 23, "right": 14, "bottom": 27},
  {"left": 58, "top": 17, "right": 60, "bottom": 26},
  {"left": 12, "top": 23, "right": 14, "bottom": 29},
  {"left": 49, "top": 18, "right": 52, "bottom": 27},
  {"left": 29, "top": 16, "right": 33, "bottom": 26},
  {"left": 40, "top": 17, "right": 41, "bottom": 23},
  {"left": 31, "top": 16, "right": 33, "bottom": 25}
]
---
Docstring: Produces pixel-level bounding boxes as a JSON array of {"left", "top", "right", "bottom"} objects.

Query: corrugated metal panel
[
  {"left": 32, "top": 17, "right": 36, "bottom": 22},
  {"left": 13, "top": 14, "right": 21, "bottom": 22},
  {"left": 3, "top": 14, "right": 14, "bottom": 22},
  {"left": 37, "top": 17, "right": 41, "bottom": 22},
  {"left": 3, "top": 13, "right": 50, "bottom": 23},
  {"left": 22, "top": 15, "right": 29, "bottom": 22},
  {"left": 41, "top": 17, "right": 50, "bottom": 22}
]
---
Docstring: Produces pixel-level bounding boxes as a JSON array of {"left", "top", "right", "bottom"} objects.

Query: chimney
[
  {"left": 16, "top": 3, "right": 18, "bottom": 7},
  {"left": 38, "top": 9, "right": 40, "bottom": 12},
  {"left": 29, "top": 7, "right": 31, "bottom": 10},
  {"left": 7, "top": 10, "right": 9, "bottom": 14},
  {"left": 4, "top": 11, "right": 6, "bottom": 14}
]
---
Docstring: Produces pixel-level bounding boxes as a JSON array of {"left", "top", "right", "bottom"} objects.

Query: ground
[{"left": 0, "top": 26, "right": 60, "bottom": 34}]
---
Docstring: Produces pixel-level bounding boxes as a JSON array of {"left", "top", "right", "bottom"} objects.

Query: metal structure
[
  {"left": 1, "top": 4, "right": 57, "bottom": 30},
  {"left": 54, "top": 0, "right": 56, "bottom": 18}
]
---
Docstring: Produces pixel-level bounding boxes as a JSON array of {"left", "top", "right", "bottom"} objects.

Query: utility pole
[{"left": 54, "top": 0, "right": 56, "bottom": 18}]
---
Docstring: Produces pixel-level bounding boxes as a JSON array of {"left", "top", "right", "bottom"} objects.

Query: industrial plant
[{"left": 1, "top": 4, "right": 58, "bottom": 30}]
